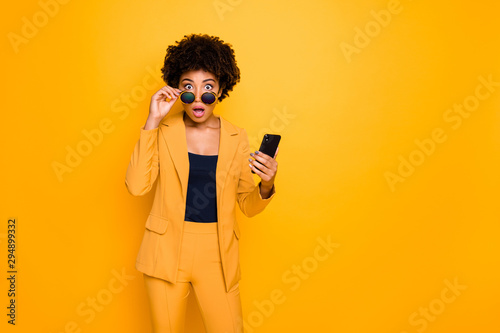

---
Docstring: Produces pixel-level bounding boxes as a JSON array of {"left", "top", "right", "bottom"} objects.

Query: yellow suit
[{"left": 125, "top": 111, "right": 276, "bottom": 293}]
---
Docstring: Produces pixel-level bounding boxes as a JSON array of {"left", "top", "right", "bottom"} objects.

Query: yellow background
[{"left": 2, "top": 0, "right": 499, "bottom": 332}]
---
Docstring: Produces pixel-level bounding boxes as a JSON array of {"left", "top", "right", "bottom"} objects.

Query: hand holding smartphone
[{"left": 251, "top": 134, "right": 281, "bottom": 174}]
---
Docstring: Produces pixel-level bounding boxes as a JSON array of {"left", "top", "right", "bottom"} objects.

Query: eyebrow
[{"left": 181, "top": 78, "right": 216, "bottom": 83}]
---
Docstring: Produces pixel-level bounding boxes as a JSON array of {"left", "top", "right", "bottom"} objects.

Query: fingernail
[
  {"left": 248, "top": 158, "right": 252, "bottom": 162},
  {"left": 250, "top": 153, "right": 254, "bottom": 156},
  {"left": 255, "top": 151, "right": 259, "bottom": 154}
]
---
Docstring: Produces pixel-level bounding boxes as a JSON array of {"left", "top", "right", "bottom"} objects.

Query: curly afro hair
[{"left": 161, "top": 33, "right": 241, "bottom": 103}]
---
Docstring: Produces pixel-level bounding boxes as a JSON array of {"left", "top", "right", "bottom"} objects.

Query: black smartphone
[{"left": 251, "top": 134, "right": 281, "bottom": 174}]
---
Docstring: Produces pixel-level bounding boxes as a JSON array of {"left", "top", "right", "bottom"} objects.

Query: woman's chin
[{"left": 184, "top": 109, "right": 214, "bottom": 124}]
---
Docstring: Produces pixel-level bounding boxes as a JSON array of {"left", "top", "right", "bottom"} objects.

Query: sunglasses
[{"left": 178, "top": 90, "right": 218, "bottom": 105}]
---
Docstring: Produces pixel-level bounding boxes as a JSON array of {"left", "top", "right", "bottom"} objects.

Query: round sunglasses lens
[
  {"left": 201, "top": 93, "right": 216, "bottom": 105},
  {"left": 180, "top": 92, "right": 195, "bottom": 104}
]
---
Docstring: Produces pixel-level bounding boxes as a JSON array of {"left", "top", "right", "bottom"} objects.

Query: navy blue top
[{"left": 184, "top": 152, "right": 218, "bottom": 223}]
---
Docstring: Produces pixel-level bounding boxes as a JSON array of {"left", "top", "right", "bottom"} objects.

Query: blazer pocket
[{"left": 145, "top": 214, "right": 169, "bottom": 234}]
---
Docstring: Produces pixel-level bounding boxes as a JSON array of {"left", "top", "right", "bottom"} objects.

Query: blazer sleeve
[
  {"left": 125, "top": 125, "right": 160, "bottom": 196},
  {"left": 236, "top": 128, "right": 276, "bottom": 217}
]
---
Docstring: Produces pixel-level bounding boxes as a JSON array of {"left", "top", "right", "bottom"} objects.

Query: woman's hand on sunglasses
[{"left": 148, "top": 85, "right": 182, "bottom": 121}]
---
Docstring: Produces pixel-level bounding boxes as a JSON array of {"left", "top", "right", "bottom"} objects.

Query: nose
[{"left": 193, "top": 88, "right": 204, "bottom": 102}]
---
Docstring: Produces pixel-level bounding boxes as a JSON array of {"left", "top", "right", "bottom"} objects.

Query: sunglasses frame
[{"left": 178, "top": 90, "right": 219, "bottom": 105}]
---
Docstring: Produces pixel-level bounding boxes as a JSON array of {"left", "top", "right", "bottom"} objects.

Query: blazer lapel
[{"left": 159, "top": 111, "right": 239, "bottom": 217}]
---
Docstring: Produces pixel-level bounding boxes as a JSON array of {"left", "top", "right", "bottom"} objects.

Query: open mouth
[{"left": 193, "top": 107, "right": 205, "bottom": 118}]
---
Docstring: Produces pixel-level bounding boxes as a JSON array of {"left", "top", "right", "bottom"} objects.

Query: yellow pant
[{"left": 143, "top": 221, "right": 243, "bottom": 333}]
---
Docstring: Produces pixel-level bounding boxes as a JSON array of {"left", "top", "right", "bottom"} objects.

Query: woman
[{"left": 125, "top": 33, "right": 278, "bottom": 332}]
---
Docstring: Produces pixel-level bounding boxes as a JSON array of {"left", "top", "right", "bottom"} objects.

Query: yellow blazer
[{"left": 125, "top": 111, "right": 276, "bottom": 292}]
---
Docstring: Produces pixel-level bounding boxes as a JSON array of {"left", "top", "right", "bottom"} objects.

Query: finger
[
  {"left": 252, "top": 151, "right": 271, "bottom": 164},
  {"left": 250, "top": 155, "right": 270, "bottom": 172},
  {"left": 167, "top": 86, "right": 180, "bottom": 96},
  {"left": 161, "top": 86, "right": 178, "bottom": 100},
  {"left": 248, "top": 162, "right": 266, "bottom": 178},
  {"left": 158, "top": 87, "right": 172, "bottom": 100},
  {"left": 250, "top": 158, "right": 271, "bottom": 175},
  {"left": 273, "top": 147, "right": 279, "bottom": 159},
  {"left": 253, "top": 151, "right": 278, "bottom": 169},
  {"left": 164, "top": 91, "right": 178, "bottom": 101}
]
